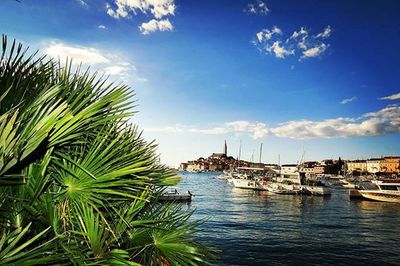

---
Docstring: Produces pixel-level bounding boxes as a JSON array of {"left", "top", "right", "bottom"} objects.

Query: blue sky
[{"left": 1, "top": 0, "right": 400, "bottom": 166}]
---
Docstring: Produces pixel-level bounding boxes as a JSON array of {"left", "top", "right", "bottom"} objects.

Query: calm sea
[{"left": 176, "top": 172, "right": 400, "bottom": 266}]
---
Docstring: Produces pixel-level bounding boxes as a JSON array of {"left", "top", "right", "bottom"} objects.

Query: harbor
[
  {"left": 177, "top": 172, "right": 400, "bottom": 265},
  {"left": 2, "top": 1, "right": 400, "bottom": 265}
]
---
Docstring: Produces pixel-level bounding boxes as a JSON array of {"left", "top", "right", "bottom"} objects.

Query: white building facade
[{"left": 366, "top": 158, "right": 382, "bottom": 173}]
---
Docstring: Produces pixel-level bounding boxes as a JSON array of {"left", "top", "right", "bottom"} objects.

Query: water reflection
[{"left": 176, "top": 172, "right": 400, "bottom": 265}]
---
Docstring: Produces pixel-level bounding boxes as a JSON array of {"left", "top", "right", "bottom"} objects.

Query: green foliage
[{"left": 0, "top": 35, "right": 214, "bottom": 265}]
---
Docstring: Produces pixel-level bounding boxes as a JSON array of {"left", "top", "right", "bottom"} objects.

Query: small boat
[
  {"left": 301, "top": 185, "right": 331, "bottom": 196},
  {"left": 229, "top": 176, "right": 267, "bottom": 190},
  {"left": 159, "top": 189, "right": 192, "bottom": 202},
  {"left": 228, "top": 167, "right": 273, "bottom": 190},
  {"left": 358, "top": 180, "right": 400, "bottom": 203},
  {"left": 266, "top": 182, "right": 300, "bottom": 195}
]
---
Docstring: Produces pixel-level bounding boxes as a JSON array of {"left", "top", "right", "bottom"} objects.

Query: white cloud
[
  {"left": 77, "top": 0, "right": 88, "bottom": 7},
  {"left": 290, "top": 27, "right": 308, "bottom": 40},
  {"left": 146, "top": 126, "right": 185, "bottom": 133},
  {"left": 315, "top": 25, "right": 332, "bottom": 39},
  {"left": 103, "top": 62, "right": 134, "bottom": 77},
  {"left": 106, "top": 0, "right": 176, "bottom": 33},
  {"left": 245, "top": 0, "right": 269, "bottom": 15},
  {"left": 289, "top": 27, "right": 308, "bottom": 50},
  {"left": 139, "top": 19, "right": 173, "bottom": 34},
  {"left": 300, "top": 43, "right": 329, "bottom": 60},
  {"left": 379, "top": 92, "right": 400, "bottom": 100},
  {"left": 266, "top": 41, "right": 295, "bottom": 58},
  {"left": 340, "top": 96, "right": 357, "bottom": 105},
  {"left": 225, "top": 121, "right": 269, "bottom": 139},
  {"left": 42, "top": 41, "right": 146, "bottom": 81},
  {"left": 44, "top": 42, "right": 110, "bottom": 64},
  {"left": 188, "top": 127, "right": 229, "bottom": 135},
  {"left": 256, "top": 26, "right": 282, "bottom": 42},
  {"left": 145, "top": 104, "right": 400, "bottom": 140},
  {"left": 136, "top": 77, "right": 148, "bottom": 82},
  {"left": 253, "top": 25, "right": 331, "bottom": 60},
  {"left": 98, "top": 24, "right": 107, "bottom": 29}
]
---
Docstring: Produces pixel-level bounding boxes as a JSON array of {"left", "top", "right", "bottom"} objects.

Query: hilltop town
[{"left": 179, "top": 141, "right": 400, "bottom": 177}]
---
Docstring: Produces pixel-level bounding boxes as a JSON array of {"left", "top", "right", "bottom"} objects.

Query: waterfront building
[
  {"left": 179, "top": 162, "right": 188, "bottom": 171},
  {"left": 366, "top": 158, "right": 382, "bottom": 174},
  {"left": 346, "top": 160, "right": 367, "bottom": 173},
  {"left": 281, "top": 164, "right": 298, "bottom": 174},
  {"left": 381, "top": 156, "right": 400, "bottom": 173},
  {"left": 313, "top": 165, "right": 326, "bottom": 175}
]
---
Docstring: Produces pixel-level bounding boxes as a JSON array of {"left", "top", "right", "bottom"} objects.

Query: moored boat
[
  {"left": 159, "top": 189, "right": 192, "bottom": 202},
  {"left": 358, "top": 180, "right": 400, "bottom": 202},
  {"left": 266, "top": 182, "right": 300, "bottom": 195},
  {"left": 230, "top": 177, "right": 266, "bottom": 190},
  {"left": 228, "top": 167, "right": 273, "bottom": 190}
]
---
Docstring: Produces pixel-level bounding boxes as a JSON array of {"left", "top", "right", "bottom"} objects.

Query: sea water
[{"left": 176, "top": 172, "right": 400, "bottom": 265}]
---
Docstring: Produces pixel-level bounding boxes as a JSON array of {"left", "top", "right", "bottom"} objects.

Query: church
[{"left": 208, "top": 140, "right": 228, "bottom": 160}]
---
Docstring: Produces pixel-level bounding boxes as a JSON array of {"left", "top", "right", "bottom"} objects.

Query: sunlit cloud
[
  {"left": 106, "top": 0, "right": 176, "bottom": 34},
  {"left": 44, "top": 42, "right": 110, "bottom": 64},
  {"left": 300, "top": 43, "right": 329, "bottom": 60},
  {"left": 253, "top": 25, "right": 332, "bottom": 60},
  {"left": 76, "top": 0, "right": 88, "bottom": 7},
  {"left": 139, "top": 19, "right": 173, "bottom": 35},
  {"left": 245, "top": 0, "right": 269, "bottom": 15},
  {"left": 340, "top": 96, "right": 357, "bottom": 105},
  {"left": 379, "top": 92, "right": 400, "bottom": 100},
  {"left": 145, "top": 104, "right": 400, "bottom": 140},
  {"left": 42, "top": 41, "right": 145, "bottom": 81}
]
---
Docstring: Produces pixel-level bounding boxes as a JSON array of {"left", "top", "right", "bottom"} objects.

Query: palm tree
[{"left": 0, "top": 35, "right": 214, "bottom": 265}]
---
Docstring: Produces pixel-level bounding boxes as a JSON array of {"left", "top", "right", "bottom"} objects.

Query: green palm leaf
[{"left": 0, "top": 35, "right": 214, "bottom": 266}]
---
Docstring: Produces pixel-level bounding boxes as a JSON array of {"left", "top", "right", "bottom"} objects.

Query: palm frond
[
  {"left": 0, "top": 223, "right": 59, "bottom": 265},
  {"left": 0, "top": 35, "right": 214, "bottom": 266}
]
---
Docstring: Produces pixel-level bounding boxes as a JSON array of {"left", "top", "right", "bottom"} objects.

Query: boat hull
[
  {"left": 301, "top": 185, "right": 331, "bottom": 196},
  {"left": 359, "top": 190, "right": 400, "bottom": 203},
  {"left": 230, "top": 178, "right": 267, "bottom": 190}
]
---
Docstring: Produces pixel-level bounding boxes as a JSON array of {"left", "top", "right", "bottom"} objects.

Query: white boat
[
  {"left": 229, "top": 176, "right": 268, "bottom": 190},
  {"left": 301, "top": 185, "right": 331, "bottom": 196},
  {"left": 271, "top": 171, "right": 331, "bottom": 196},
  {"left": 359, "top": 180, "right": 400, "bottom": 203},
  {"left": 266, "top": 182, "right": 300, "bottom": 195},
  {"left": 228, "top": 167, "right": 273, "bottom": 190}
]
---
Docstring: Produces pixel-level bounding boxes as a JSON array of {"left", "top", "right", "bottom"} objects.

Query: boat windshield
[{"left": 379, "top": 185, "right": 399, "bottom": 191}]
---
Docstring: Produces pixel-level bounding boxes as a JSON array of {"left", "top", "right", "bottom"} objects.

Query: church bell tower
[{"left": 224, "top": 140, "right": 227, "bottom": 156}]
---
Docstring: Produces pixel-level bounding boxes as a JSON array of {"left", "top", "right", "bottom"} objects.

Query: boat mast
[
  {"left": 237, "top": 140, "right": 242, "bottom": 168},
  {"left": 278, "top": 154, "right": 281, "bottom": 182},
  {"left": 259, "top": 143, "right": 263, "bottom": 165}
]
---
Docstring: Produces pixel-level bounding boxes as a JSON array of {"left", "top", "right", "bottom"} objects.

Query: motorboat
[
  {"left": 358, "top": 180, "right": 400, "bottom": 202},
  {"left": 228, "top": 167, "right": 274, "bottom": 190},
  {"left": 266, "top": 182, "right": 300, "bottom": 195}
]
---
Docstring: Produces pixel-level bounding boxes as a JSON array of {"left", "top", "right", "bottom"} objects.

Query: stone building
[
  {"left": 346, "top": 160, "right": 367, "bottom": 173},
  {"left": 381, "top": 156, "right": 400, "bottom": 173},
  {"left": 366, "top": 158, "right": 382, "bottom": 174}
]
